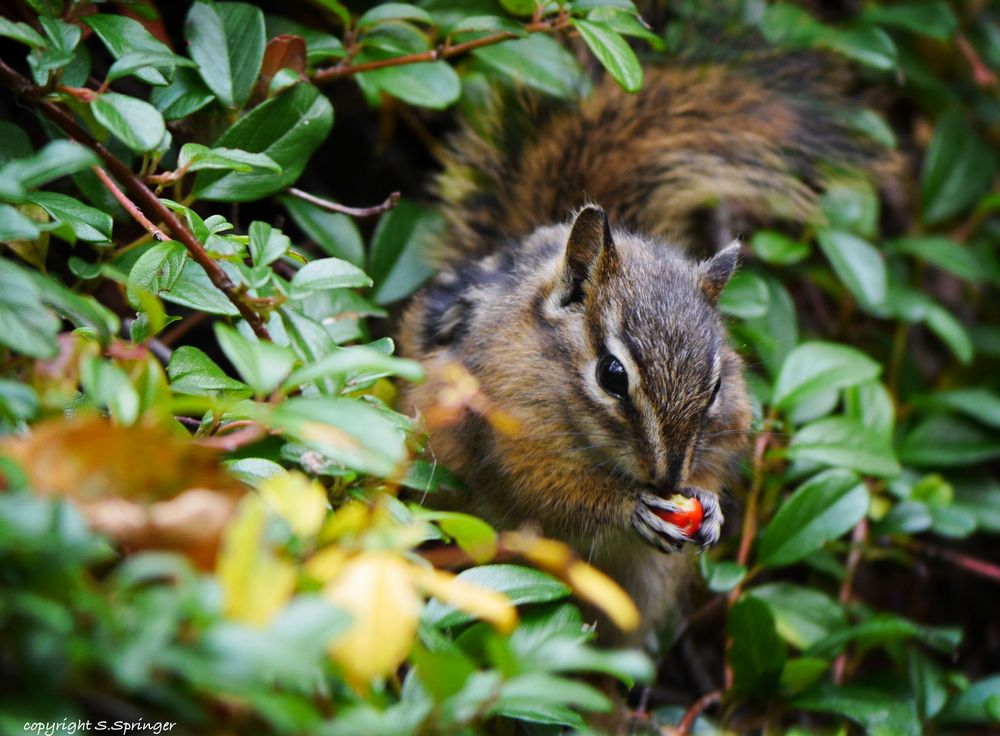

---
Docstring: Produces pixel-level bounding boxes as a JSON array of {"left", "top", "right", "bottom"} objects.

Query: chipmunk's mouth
[{"left": 631, "top": 488, "right": 722, "bottom": 554}]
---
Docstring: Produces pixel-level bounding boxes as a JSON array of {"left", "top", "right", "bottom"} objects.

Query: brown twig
[
  {"left": 905, "top": 538, "right": 1000, "bottom": 585},
  {"left": 92, "top": 166, "right": 169, "bottom": 241},
  {"left": 833, "top": 517, "right": 868, "bottom": 685},
  {"left": 956, "top": 34, "right": 998, "bottom": 88},
  {"left": 285, "top": 187, "right": 400, "bottom": 218},
  {"left": 0, "top": 58, "right": 271, "bottom": 340},
  {"left": 723, "top": 414, "right": 774, "bottom": 689},
  {"left": 671, "top": 690, "right": 722, "bottom": 736},
  {"left": 311, "top": 15, "right": 572, "bottom": 84}
]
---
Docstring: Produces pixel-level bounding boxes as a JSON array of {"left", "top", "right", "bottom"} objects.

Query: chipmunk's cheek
[{"left": 633, "top": 488, "right": 723, "bottom": 553}]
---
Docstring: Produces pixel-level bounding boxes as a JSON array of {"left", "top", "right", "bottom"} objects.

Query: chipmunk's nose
[{"left": 653, "top": 452, "right": 685, "bottom": 493}]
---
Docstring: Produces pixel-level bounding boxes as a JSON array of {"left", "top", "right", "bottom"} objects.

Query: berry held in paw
[{"left": 654, "top": 493, "right": 704, "bottom": 537}]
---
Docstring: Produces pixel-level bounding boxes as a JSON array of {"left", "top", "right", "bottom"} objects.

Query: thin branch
[
  {"left": 0, "top": 58, "right": 271, "bottom": 340},
  {"left": 285, "top": 187, "right": 400, "bottom": 218},
  {"left": 671, "top": 690, "right": 722, "bottom": 736},
  {"left": 92, "top": 166, "right": 169, "bottom": 241},
  {"left": 833, "top": 517, "right": 868, "bottom": 685},
  {"left": 311, "top": 15, "right": 572, "bottom": 84},
  {"left": 906, "top": 538, "right": 1000, "bottom": 585}
]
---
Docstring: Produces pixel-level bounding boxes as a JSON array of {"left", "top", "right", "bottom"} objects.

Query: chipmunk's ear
[
  {"left": 700, "top": 241, "right": 740, "bottom": 304},
  {"left": 559, "top": 205, "right": 617, "bottom": 306}
]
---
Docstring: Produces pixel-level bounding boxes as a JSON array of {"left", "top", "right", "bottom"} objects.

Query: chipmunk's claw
[{"left": 633, "top": 487, "right": 723, "bottom": 554}]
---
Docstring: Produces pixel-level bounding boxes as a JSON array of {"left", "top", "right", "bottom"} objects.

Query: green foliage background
[{"left": 1, "top": 0, "right": 1000, "bottom": 734}]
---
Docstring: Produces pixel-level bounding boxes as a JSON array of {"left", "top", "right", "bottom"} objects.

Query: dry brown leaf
[{"left": 2, "top": 415, "right": 238, "bottom": 502}]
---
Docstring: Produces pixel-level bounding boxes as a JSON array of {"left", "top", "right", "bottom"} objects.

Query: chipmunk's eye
[
  {"left": 708, "top": 376, "right": 722, "bottom": 405},
  {"left": 597, "top": 354, "right": 628, "bottom": 398}
]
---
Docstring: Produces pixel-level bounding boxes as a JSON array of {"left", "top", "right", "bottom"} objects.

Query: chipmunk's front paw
[{"left": 633, "top": 488, "right": 723, "bottom": 553}]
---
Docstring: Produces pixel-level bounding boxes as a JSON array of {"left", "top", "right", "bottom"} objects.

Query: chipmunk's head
[
  {"left": 537, "top": 205, "right": 750, "bottom": 553},
  {"left": 403, "top": 205, "right": 750, "bottom": 556}
]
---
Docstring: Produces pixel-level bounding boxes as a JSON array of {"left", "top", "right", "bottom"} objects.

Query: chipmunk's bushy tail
[{"left": 433, "top": 50, "right": 907, "bottom": 261}]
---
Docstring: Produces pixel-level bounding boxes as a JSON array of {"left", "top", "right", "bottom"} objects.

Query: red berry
[{"left": 654, "top": 494, "right": 704, "bottom": 536}]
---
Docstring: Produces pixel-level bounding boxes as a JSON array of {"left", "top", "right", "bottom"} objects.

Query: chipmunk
[{"left": 398, "top": 55, "right": 903, "bottom": 643}]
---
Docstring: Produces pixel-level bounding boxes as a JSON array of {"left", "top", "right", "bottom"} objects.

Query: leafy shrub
[{"left": 0, "top": 1, "right": 999, "bottom": 734}]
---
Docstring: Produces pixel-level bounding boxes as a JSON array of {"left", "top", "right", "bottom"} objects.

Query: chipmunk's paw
[{"left": 634, "top": 488, "right": 723, "bottom": 553}]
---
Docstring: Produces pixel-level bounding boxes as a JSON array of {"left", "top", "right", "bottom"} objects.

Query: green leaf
[
  {"left": 150, "top": 67, "right": 215, "bottom": 120},
  {"left": 571, "top": 19, "right": 643, "bottom": 93},
  {"left": 844, "top": 380, "right": 894, "bottom": 439},
  {"left": 126, "top": 241, "right": 187, "bottom": 307},
  {"left": 85, "top": 14, "right": 190, "bottom": 86},
  {"left": 178, "top": 143, "right": 281, "bottom": 174},
  {"left": 806, "top": 613, "right": 960, "bottom": 658},
  {"left": 80, "top": 356, "right": 140, "bottom": 425},
  {"left": 284, "top": 345, "right": 423, "bottom": 391},
  {"left": 698, "top": 557, "right": 746, "bottom": 593},
  {"left": 368, "top": 199, "right": 442, "bottom": 305},
  {"left": 918, "top": 389, "right": 1000, "bottom": 430},
  {"left": 450, "top": 15, "right": 526, "bottom": 36},
  {"left": 0, "top": 378, "right": 38, "bottom": 424},
  {"left": 0, "top": 140, "right": 98, "bottom": 195},
  {"left": 92, "top": 93, "right": 167, "bottom": 153},
  {"left": 271, "top": 396, "right": 408, "bottom": 476},
  {"left": 25, "top": 191, "right": 112, "bottom": 244},
  {"left": 185, "top": 1, "right": 266, "bottom": 109},
  {"left": 247, "top": 221, "right": 290, "bottom": 267},
  {"left": 739, "top": 276, "right": 798, "bottom": 376},
  {"left": 194, "top": 83, "right": 333, "bottom": 201},
  {"left": 817, "top": 26, "right": 897, "bottom": 71},
  {"left": 773, "top": 341, "right": 880, "bottom": 411},
  {"left": 863, "top": 2, "right": 957, "bottom": 40},
  {"left": 900, "top": 414, "right": 1000, "bottom": 467},
  {"left": 106, "top": 49, "right": 197, "bottom": 84},
  {"left": 491, "top": 673, "right": 611, "bottom": 721},
  {"left": 360, "top": 61, "right": 461, "bottom": 109},
  {"left": 0, "top": 17, "right": 46, "bottom": 47},
  {"left": 751, "top": 230, "right": 810, "bottom": 265},
  {"left": 357, "top": 3, "right": 433, "bottom": 29},
  {"left": 214, "top": 323, "right": 296, "bottom": 396},
  {"left": 0, "top": 260, "right": 60, "bottom": 358},
  {"left": 225, "top": 458, "right": 286, "bottom": 488},
  {"left": 758, "top": 469, "right": 869, "bottom": 568},
  {"left": 0, "top": 204, "right": 41, "bottom": 241},
  {"left": 290, "top": 257, "right": 372, "bottom": 297},
  {"left": 727, "top": 596, "right": 786, "bottom": 699},
  {"left": 281, "top": 195, "right": 364, "bottom": 266},
  {"left": 788, "top": 416, "right": 901, "bottom": 477},
  {"left": 820, "top": 180, "right": 878, "bottom": 238},
  {"left": 585, "top": 8, "right": 664, "bottom": 49},
  {"left": 30, "top": 17, "right": 81, "bottom": 78},
  {"left": 417, "top": 510, "right": 497, "bottom": 563},
  {"left": 473, "top": 34, "right": 587, "bottom": 99},
  {"left": 424, "top": 565, "right": 570, "bottom": 629},
  {"left": 940, "top": 675, "right": 1000, "bottom": 725},
  {"left": 817, "top": 229, "right": 886, "bottom": 309},
  {"left": 922, "top": 107, "right": 998, "bottom": 224},
  {"left": 795, "top": 683, "right": 920, "bottom": 736},
  {"left": 925, "top": 302, "right": 973, "bottom": 365},
  {"left": 890, "top": 236, "right": 983, "bottom": 281},
  {"left": 719, "top": 271, "right": 770, "bottom": 319},
  {"left": 747, "top": 583, "right": 847, "bottom": 650},
  {"left": 167, "top": 346, "right": 252, "bottom": 397}
]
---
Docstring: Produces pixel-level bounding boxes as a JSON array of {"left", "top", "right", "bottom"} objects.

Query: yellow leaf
[
  {"left": 319, "top": 499, "right": 370, "bottom": 542},
  {"left": 501, "top": 531, "right": 639, "bottom": 632},
  {"left": 325, "top": 552, "right": 421, "bottom": 689},
  {"left": 411, "top": 565, "right": 517, "bottom": 634},
  {"left": 217, "top": 496, "right": 297, "bottom": 627},
  {"left": 566, "top": 561, "right": 640, "bottom": 632},
  {"left": 304, "top": 545, "right": 348, "bottom": 583},
  {"left": 258, "top": 471, "right": 328, "bottom": 538}
]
